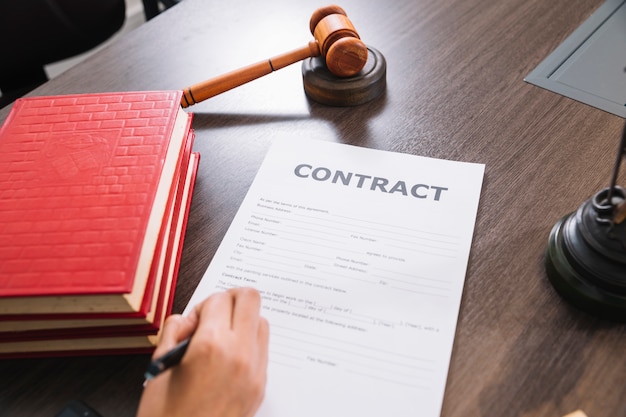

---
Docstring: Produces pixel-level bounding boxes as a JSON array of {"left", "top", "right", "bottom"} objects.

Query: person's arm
[{"left": 137, "top": 287, "right": 269, "bottom": 417}]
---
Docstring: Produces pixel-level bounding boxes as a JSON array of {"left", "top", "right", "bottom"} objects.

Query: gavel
[{"left": 181, "top": 5, "right": 368, "bottom": 108}]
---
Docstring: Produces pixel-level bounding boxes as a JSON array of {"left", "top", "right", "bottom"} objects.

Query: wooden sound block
[{"left": 301, "top": 46, "right": 386, "bottom": 106}]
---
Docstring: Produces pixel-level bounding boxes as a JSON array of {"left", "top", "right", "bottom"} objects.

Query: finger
[
  {"left": 230, "top": 287, "right": 263, "bottom": 337},
  {"left": 153, "top": 314, "right": 187, "bottom": 358},
  {"left": 194, "top": 290, "right": 235, "bottom": 337},
  {"left": 257, "top": 316, "right": 270, "bottom": 369}
]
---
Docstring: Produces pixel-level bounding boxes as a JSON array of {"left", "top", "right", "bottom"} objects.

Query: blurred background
[
  {"left": 0, "top": 0, "right": 181, "bottom": 108},
  {"left": 45, "top": 0, "right": 146, "bottom": 79}
]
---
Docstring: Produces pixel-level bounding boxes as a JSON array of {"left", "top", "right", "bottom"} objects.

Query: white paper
[{"left": 185, "top": 138, "right": 485, "bottom": 417}]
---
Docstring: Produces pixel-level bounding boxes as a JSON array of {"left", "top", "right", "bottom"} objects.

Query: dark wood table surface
[{"left": 1, "top": 0, "right": 624, "bottom": 416}]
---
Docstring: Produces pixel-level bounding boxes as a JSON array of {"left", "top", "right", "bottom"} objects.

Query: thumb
[{"left": 153, "top": 314, "right": 195, "bottom": 358}]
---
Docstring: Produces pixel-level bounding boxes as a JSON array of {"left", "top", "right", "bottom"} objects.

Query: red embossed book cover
[{"left": 0, "top": 91, "right": 195, "bottom": 319}]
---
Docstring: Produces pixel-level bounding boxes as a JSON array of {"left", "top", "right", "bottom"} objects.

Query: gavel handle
[{"left": 181, "top": 41, "right": 320, "bottom": 108}]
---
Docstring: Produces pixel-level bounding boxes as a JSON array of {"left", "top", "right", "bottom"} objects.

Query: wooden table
[{"left": 1, "top": 0, "right": 624, "bottom": 416}]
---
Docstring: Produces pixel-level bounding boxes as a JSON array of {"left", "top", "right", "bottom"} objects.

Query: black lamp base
[{"left": 545, "top": 187, "right": 626, "bottom": 322}]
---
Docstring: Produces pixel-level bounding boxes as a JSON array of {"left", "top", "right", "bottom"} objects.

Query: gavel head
[{"left": 309, "top": 5, "right": 368, "bottom": 77}]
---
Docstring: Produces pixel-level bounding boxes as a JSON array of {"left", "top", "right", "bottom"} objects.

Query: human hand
[{"left": 137, "top": 287, "right": 269, "bottom": 417}]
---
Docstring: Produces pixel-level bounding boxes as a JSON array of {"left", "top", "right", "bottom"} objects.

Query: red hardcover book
[
  {"left": 0, "top": 152, "right": 200, "bottom": 357},
  {"left": 0, "top": 135, "right": 198, "bottom": 341},
  {"left": 0, "top": 91, "right": 192, "bottom": 318}
]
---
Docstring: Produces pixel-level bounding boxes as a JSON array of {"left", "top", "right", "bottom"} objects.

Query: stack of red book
[{"left": 0, "top": 91, "right": 199, "bottom": 357}]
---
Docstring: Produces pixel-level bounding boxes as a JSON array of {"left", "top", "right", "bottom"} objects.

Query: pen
[{"left": 144, "top": 338, "right": 190, "bottom": 382}]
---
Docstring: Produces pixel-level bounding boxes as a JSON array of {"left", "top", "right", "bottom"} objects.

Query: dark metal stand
[{"left": 545, "top": 123, "right": 626, "bottom": 321}]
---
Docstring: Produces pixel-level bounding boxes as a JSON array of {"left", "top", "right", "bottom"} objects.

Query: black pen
[{"left": 144, "top": 338, "right": 190, "bottom": 382}]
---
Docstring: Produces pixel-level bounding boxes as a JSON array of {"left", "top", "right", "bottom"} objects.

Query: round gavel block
[{"left": 301, "top": 45, "right": 386, "bottom": 106}]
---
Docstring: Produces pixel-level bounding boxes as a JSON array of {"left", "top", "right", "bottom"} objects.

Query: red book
[
  {"left": 0, "top": 152, "right": 200, "bottom": 357},
  {"left": 0, "top": 91, "right": 194, "bottom": 319},
  {"left": 0, "top": 145, "right": 199, "bottom": 337}
]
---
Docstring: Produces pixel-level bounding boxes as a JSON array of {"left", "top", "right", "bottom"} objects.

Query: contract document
[{"left": 185, "top": 138, "right": 485, "bottom": 416}]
